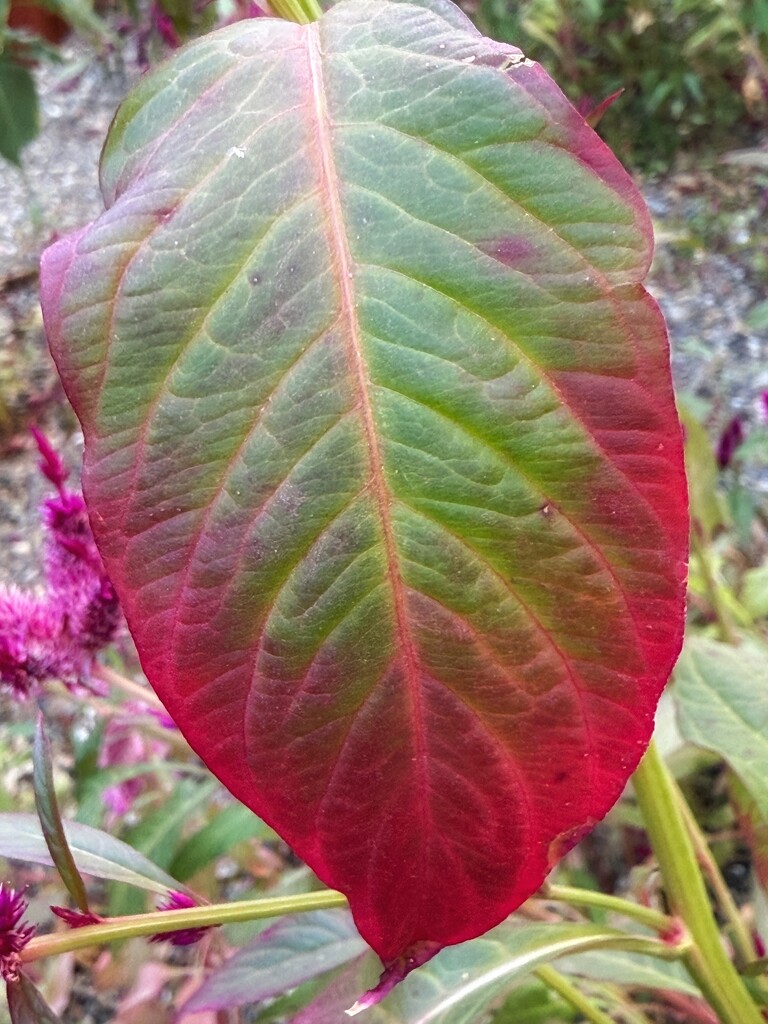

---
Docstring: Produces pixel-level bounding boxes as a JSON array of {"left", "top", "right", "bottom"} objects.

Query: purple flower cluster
[
  {"left": 0, "top": 885, "right": 35, "bottom": 982},
  {"left": 150, "top": 891, "right": 211, "bottom": 947},
  {"left": 0, "top": 431, "right": 121, "bottom": 698}
]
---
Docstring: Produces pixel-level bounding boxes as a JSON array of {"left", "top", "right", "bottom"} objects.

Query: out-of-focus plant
[
  {"left": 0, "top": 0, "right": 119, "bottom": 165},
  {"left": 470, "top": 0, "right": 768, "bottom": 168}
]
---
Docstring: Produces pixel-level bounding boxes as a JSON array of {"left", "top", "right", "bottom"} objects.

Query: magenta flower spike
[
  {"left": 50, "top": 906, "right": 103, "bottom": 928},
  {"left": 149, "top": 892, "right": 212, "bottom": 947},
  {"left": 0, "top": 885, "right": 35, "bottom": 982},
  {"left": 0, "top": 431, "right": 122, "bottom": 697}
]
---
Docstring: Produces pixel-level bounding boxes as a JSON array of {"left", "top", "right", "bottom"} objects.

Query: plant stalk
[
  {"left": 689, "top": 526, "right": 736, "bottom": 644},
  {"left": 268, "top": 0, "right": 322, "bottom": 23},
  {"left": 534, "top": 965, "right": 615, "bottom": 1024},
  {"left": 541, "top": 883, "right": 675, "bottom": 934},
  {"left": 632, "top": 740, "right": 762, "bottom": 1024},
  {"left": 672, "top": 780, "right": 757, "bottom": 968},
  {"left": 21, "top": 890, "right": 347, "bottom": 963}
]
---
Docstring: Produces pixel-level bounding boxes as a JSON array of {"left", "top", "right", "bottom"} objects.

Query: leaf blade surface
[{"left": 40, "top": 0, "right": 688, "bottom": 964}]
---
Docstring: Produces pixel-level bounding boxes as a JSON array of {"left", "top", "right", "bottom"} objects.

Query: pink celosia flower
[
  {"left": 98, "top": 702, "right": 172, "bottom": 825},
  {"left": 50, "top": 906, "right": 103, "bottom": 928},
  {"left": 0, "top": 431, "right": 122, "bottom": 698},
  {"left": 150, "top": 891, "right": 212, "bottom": 947},
  {"left": 0, "top": 885, "right": 35, "bottom": 982}
]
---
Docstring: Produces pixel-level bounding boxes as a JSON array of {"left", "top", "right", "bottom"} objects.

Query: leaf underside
[{"left": 40, "top": 0, "right": 688, "bottom": 966}]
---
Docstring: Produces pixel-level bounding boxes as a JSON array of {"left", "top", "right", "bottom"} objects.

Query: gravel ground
[{"left": 1, "top": 41, "right": 767, "bottom": 586}]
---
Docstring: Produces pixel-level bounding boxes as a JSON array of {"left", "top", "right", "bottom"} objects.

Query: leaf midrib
[{"left": 306, "top": 25, "right": 428, "bottom": 786}]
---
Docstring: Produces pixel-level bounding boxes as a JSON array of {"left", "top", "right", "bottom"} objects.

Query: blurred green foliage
[{"left": 468, "top": 0, "right": 768, "bottom": 168}]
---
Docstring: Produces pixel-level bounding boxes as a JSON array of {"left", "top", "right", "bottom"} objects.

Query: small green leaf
[
  {"left": 742, "top": 563, "right": 768, "bottom": 621},
  {"left": 33, "top": 714, "right": 90, "bottom": 912},
  {"left": 7, "top": 974, "right": 64, "bottom": 1024},
  {"left": 0, "top": 812, "right": 181, "bottom": 894},
  {"left": 0, "top": 55, "right": 38, "bottom": 165},
  {"left": 674, "top": 636, "right": 768, "bottom": 817},
  {"left": 170, "top": 800, "right": 274, "bottom": 882}
]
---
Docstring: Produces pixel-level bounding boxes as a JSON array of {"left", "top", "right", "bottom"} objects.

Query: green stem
[
  {"left": 690, "top": 526, "right": 736, "bottom": 644},
  {"left": 633, "top": 740, "right": 762, "bottom": 1024},
  {"left": 21, "top": 890, "right": 347, "bottom": 963},
  {"left": 268, "top": 0, "right": 322, "bottom": 23},
  {"left": 672, "top": 782, "right": 757, "bottom": 969},
  {"left": 534, "top": 965, "right": 615, "bottom": 1024},
  {"left": 542, "top": 883, "right": 675, "bottom": 934}
]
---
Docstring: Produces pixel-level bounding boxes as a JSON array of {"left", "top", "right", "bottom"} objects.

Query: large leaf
[
  {"left": 673, "top": 636, "right": 768, "bottom": 818},
  {"left": 182, "top": 909, "right": 367, "bottom": 1012},
  {"left": 39, "top": 0, "right": 688, "bottom": 967},
  {"left": 0, "top": 812, "right": 181, "bottom": 894}
]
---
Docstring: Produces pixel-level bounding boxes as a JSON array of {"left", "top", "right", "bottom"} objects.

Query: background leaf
[
  {"left": 673, "top": 636, "right": 768, "bottom": 817},
  {"left": 555, "top": 948, "right": 700, "bottom": 997},
  {"left": 169, "top": 800, "right": 275, "bottom": 882},
  {"left": 6, "top": 974, "right": 63, "bottom": 1024},
  {"left": 33, "top": 714, "right": 91, "bottom": 912},
  {"left": 0, "top": 812, "right": 182, "bottom": 894},
  {"left": 182, "top": 909, "right": 367, "bottom": 1012},
  {"left": 0, "top": 55, "right": 38, "bottom": 165},
  {"left": 41, "top": 0, "right": 688, "bottom": 962}
]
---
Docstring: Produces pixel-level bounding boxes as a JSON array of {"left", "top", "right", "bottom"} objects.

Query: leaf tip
[{"left": 345, "top": 940, "right": 443, "bottom": 1015}]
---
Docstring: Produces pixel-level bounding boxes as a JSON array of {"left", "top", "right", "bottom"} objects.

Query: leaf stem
[
  {"left": 541, "top": 884, "right": 675, "bottom": 934},
  {"left": 534, "top": 965, "right": 615, "bottom": 1024},
  {"left": 268, "top": 0, "right": 322, "bottom": 23},
  {"left": 690, "top": 526, "right": 736, "bottom": 643},
  {"left": 671, "top": 780, "right": 757, "bottom": 968},
  {"left": 95, "top": 663, "right": 168, "bottom": 713},
  {"left": 632, "top": 740, "right": 762, "bottom": 1024},
  {"left": 21, "top": 890, "right": 348, "bottom": 963}
]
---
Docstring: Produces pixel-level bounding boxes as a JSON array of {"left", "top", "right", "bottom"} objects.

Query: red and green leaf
[{"left": 39, "top": 0, "right": 688, "bottom": 978}]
